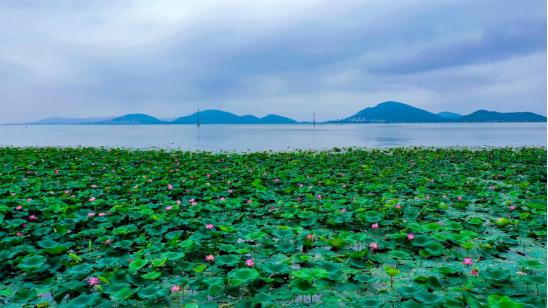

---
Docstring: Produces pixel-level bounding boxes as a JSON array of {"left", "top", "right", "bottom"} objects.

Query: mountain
[
  {"left": 338, "top": 101, "right": 443, "bottom": 123},
  {"left": 16, "top": 116, "right": 114, "bottom": 125},
  {"left": 259, "top": 114, "right": 298, "bottom": 124},
  {"left": 95, "top": 114, "right": 166, "bottom": 124},
  {"left": 171, "top": 110, "right": 297, "bottom": 124},
  {"left": 7, "top": 104, "right": 546, "bottom": 125},
  {"left": 458, "top": 110, "right": 547, "bottom": 122},
  {"left": 437, "top": 112, "right": 462, "bottom": 119}
]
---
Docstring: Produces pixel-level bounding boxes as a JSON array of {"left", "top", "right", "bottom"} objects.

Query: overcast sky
[{"left": 0, "top": 0, "right": 546, "bottom": 122}]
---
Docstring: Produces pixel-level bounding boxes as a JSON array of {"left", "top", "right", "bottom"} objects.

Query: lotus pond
[{"left": 0, "top": 147, "right": 546, "bottom": 307}]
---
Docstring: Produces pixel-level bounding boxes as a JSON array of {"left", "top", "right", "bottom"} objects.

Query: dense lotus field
[{"left": 0, "top": 147, "right": 546, "bottom": 307}]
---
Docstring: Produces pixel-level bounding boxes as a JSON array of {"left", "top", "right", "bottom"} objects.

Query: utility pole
[
  {"left": 313, "top": 112, "right": 316, "bottom": 127},
  {"left": 197, "top": 108, "right": 201, "bottom": 127}
]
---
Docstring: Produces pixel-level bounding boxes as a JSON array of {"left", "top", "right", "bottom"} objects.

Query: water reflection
[{"left": 0, "top": 123, "right": 545, "bottom": 151}]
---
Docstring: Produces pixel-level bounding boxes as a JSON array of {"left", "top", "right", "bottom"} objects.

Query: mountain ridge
[{"left": 9, "top": 102, "right": 546, "bottom": 125}]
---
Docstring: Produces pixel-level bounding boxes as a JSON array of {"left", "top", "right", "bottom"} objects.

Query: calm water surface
[{"left": 0, "top": 123, "right": 545, "bottom": 151}]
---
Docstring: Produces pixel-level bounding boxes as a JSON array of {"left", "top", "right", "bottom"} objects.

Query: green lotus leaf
[
  {"left": 193, "top": 263, "right": 208, "bottom": 273},
  {"left": 519, "top": 259, "right": 543, "bottom": 268},
  {"left": 495, "top": 217, "right": 510, "bottom": 227},
  {"left": 468, "top": 217, "right": 483, "bottom": 225},
  {"left": 413, "top": 291, "right": 441, "bottom": 304},
  {"left": 291, "top": 268, "right": 328, "bottom": 282},
  {"left": 18, "top": 255, "right": 48, "bottom": 271},
  {"left": 162, "top": 251, "right": 185, "bottom": 261},
  {"left": 216, "top": 254, "right": 240, "bottom": 267},
  {"left": 487, "top": 295, "right": 524, "bottom": 308},
  {"left": 141, "top": 271, "right": 161, "bottom": 280},
  {"left": 128, "top": 257, "right": 149, "bottom": 274},
  {"left": 423, "top": 223, "right": 441, "bottom": 232},
  {"left": 110, "top": 287, "right": 135, "bottom": 301},
  {"left": 203, "top": 277, "right": 225, "bottom": 296},
  {"left": 152, "top": 257, "right": 168, "bottom": 267},
  {"left": 384, "top": 266, "right": 400, "bottom": 277},
  {"left": 228, "top": 268, "right": 260, "bottom": 287},
  {"left": 354, "top": 274, "right": 375, "bottom": 283},
  {"left": 423, "top": 241, "right": 444, "bottom": 256},
  {"left": 66, "top": 293, "right": 101, "bottom": 306},
  {"left": 38, "top": 238, "right": 70, "bottom": 254},
  {"left": 483, "top": 267, "right": 511, "bottom": 281},
  {"left": 112, "top": 224, "right": 138, "bottom": 235},
  {"left": 165, "top": 230, "right": 183, "bottom": 240},
  {"left": 327, "top": 238, "right": 346, "bottom": 250},
  {"left": 137, "top": 285, "right": 169, "bottom": 299}
]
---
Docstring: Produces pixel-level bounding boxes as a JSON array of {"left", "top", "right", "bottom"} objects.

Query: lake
[{"left": 0, "top": 123, "right": 545, "bottom": 151}]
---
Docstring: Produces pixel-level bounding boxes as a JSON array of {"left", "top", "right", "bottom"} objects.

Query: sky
[{"left": 0, "top": 0, "right": 546, "bottom": 122}]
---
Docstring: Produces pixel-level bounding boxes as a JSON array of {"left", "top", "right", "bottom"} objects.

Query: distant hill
[
  {"left": 337, "top": 101, "right": 443, "bottom": 123},
  {"left": 8, "top": 103, "right": 546, "bottom": 125},
  {"left": 16, "top": 116, "right": 114, "bottom": 125},
  {"left": 458, "top": 110, "right": 547, "bottom": 122},
  {"left": 95, "top": 114, "right": 166, "bottom": 125},
  {"left": 258, "top": 114, "right": 298, "bottom": 124},
  {"left": 438, "top": 112, "right": 462, "bottom": 119},
  {"left": 171, "top": 110, "right": 297, "bottom": 124}
]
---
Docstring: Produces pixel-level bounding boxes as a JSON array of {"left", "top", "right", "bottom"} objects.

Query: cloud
[{"left": 0, "top": 0, "right": 545, "bottom": 122}]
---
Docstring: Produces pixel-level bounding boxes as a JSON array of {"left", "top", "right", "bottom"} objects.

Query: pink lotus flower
[
  {"left": 246, "top": 199, "right": 252, "bottom": 204},
  {"left": 54, "top": 169, "right": 59, "bottom": 175},
  {"left": 87, "top": 277, "right": 100, "bottom": 286},
  {"left": 91, "top": 184, "right": 97, "bottom": 188},
  {"left": 185, "top": 189, "right": 191, "bottom": 193},
  {"left": 369, "top": 242, "right": 378, "bottom": 250},
  {"left": 471, "top": 269, "right": 479, "bottom": 276},
  {"left": 170, "top": 285, "right": 181, "bottom": 292},
  {"left": 245, "top": 258, "right": 255, "bottom": 267},
  {"left": 457, "top": 196, "right": 463, "bottom": 201},
  {"left": 407, "top": 233, "right": 414, "bottom": 240},
  {"left": 509, "top": 205, "right": 516, "bottom": 210},
  {"left": 28, "top": 215, "right": 37, "bottom": 221},
  {"left": 306, "top": 234, "right": 314, "bottom": 241},
  {"left": 395, "top": 204, "right": 401, "bottom": 209},
  {"left": 165, "top": 206, "right": 173, "bottom": 211},
  {"left": 340, "top": 208, "right": 347, "bottom": 213},
  {"left": 16, "top": 205, "right": 22, "bottom": 210},
  {"left": 88, "top": 212, "right": 95, "bottom": 218},
  {"left": 191, "top": 201, "right": 197, "bottom": 206},
  {"left": 206, "top": 224, "right": 214, "bottom": 230},
  {"left": 316, "top": 194, "right": 322, "bottom": 200},
  {"left": 273, "top": 178, "right": 280, "bottom": 183},
  {"left": 176, "top": 200, "right": 181, "bottom": 205},
  {"left": 98, "top": 212, "right": 105, "bottom": 217},
  {"left": 205, "top": 254, "right": 215, "bottom": 262},
  {"left": 64, "top": 190, "right": 70, "bottom": 194},
  {"left": 16, "top": 232, "right": 23, "bottom": 237},
  {"left": 21, "top": 224, "right": 26, "bottom": 228},
  {"left": 227, "top": 189, "right": 233, "bottom": 194},
  {"left": 189, "top": 198, "right": 195, "bottom": 203},
  {"left": 89, "top": 197, "right": 96, "bottom": 202},
  {"left": 27, "top": 198, "right": 32, "bottom": 202},
  {"left": 206, "top": 173, "right": 211, "bottom": 177},
  {"left": 167, "top": 184, "right": 173, "bottom": 190},
  {"left": 371, "top": 223, "right": 379, "bottom": 229},
  {"left": 463, "top": 258, "right": 473, "bottom": 265},
  {"left": 219, "top": 197, "right": 225, "bottom": 202}
]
